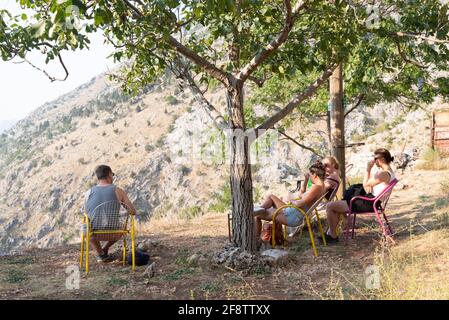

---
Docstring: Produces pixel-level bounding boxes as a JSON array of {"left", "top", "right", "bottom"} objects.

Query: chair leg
[
  {"left": 352, "top": 214, "right": 357, "bottom": 239},
  {"left": 122, "top": 238, "right": 127, "bottom": 266},
  {"left": 316, "top": 210, "right": 327, "bottom": 246},
  {"left": 227, "top": 213, "right": 232, "bottom": 243},
  {"left": 304, "top": 217, "right": 318, "bottom": 257},
  {"left": 345, "top": 213, "right": 352, "bottom": 244},
  {"left": 85, "top": 232, "right": 90, "bottom": 275},
  {"left": 374, "top": 209, "right": 388, "bottom": 238},
  {"left": 131, "top": 220, "right": 136, "bottom": 271},
  {"left": 80, "top": 232, "right": 85, "bottom": 269},
  {"left": 282, "top": 225, "right": 288, "bottom": 248},
  {"left": 382, "top": 212, "right": 394, "bottom": 235}
]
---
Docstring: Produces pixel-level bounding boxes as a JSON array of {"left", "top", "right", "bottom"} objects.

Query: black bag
[
  {"left": 343, "top": 184, "right": 381, "bottom": 213},
  {"left": 126, "top": 249, "right": 150, "bottom": 266}
]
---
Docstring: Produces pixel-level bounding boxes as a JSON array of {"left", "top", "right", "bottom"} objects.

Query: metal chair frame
[
  {"left": 344, "top": 179, "right": 399, "bottom": 243},
  {"left": 271, "top": 193, "right": 328, "bottom": 256},
  {"left": 80, "top": 201, "right": 136, "bottom": 274}
]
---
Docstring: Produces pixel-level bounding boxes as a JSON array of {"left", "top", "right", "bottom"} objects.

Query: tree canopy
[{"left": 2, "top": 0, "right": 449, "bottom": 251}]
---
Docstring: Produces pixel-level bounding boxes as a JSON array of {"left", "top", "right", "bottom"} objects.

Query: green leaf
[{"left": 30, "top": 20, "right": 46, "bottom": 38}]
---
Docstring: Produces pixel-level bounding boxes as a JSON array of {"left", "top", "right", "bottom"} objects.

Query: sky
[{"left": 0, "top": 0, "right": 118, "bottom": 123}]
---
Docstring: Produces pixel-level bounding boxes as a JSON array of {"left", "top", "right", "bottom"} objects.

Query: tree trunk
[
  {"left": 329, "top": 63, "right": 346, "bottom": 196},
  {"left": 226, "top": 82, "right": 256, "bottom": 252}
]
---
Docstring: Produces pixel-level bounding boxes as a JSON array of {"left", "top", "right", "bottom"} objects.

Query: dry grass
[
  {"left": 415, "top": 148, "right": 449, "bottom": 170},
  {"left": 373, "top": 229, "right": 449, "bottom": 300},
  {"left": 2, "top": 169, "right": 449, "bottom": 300}
]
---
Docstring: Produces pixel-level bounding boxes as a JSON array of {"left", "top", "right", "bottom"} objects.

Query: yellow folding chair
[
  {"left": 271, "top": 193, "right": 328, "bottom": 256},
  {"left": 80, "top": 201, "right": 136, "bottom": 274}
]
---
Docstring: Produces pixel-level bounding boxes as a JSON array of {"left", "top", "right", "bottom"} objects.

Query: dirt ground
[{"left": 1, "top": 169, "right": 448, "bottom": 300}]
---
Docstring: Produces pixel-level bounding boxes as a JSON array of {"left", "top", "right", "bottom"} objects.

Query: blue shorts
[{"left": 283, "top": 207, "right": 305, "bottom": 227}]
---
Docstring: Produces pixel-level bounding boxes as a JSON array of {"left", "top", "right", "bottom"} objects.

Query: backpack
[
  {"left": 343, "top": 183, "right": 381, "bottom": 213},
  {"left": 343, "top": 183, "right": 366, "bottom": 200},
  {"left": 126, "top": 249, "right": 150, "bottom": 266}
]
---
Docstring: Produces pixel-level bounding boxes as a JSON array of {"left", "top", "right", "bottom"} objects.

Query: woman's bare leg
[
  {"left": 275, "top": 213, "right": 289, "bottom": 226},
  {"left": 326, "top": 200, "right": 349, "bottom": 238},
  {"left": 260, "top": 194, "right": 275, "bottom": 208},
  {"left": 269, "top": 194, "right": 286, "bottom": 209}
]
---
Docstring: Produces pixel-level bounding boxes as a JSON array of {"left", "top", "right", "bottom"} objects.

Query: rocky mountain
[{"left": 0, "top": 68, "right": 442, "bottom": 255}]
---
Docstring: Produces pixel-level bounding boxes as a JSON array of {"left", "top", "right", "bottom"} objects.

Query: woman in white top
[{"left": 323, "top": 148, "right": 395, "bottom": 244}]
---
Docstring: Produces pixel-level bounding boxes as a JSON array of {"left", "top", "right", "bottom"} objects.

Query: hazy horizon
[{"left": 0, "top": 0, "right": 118, "bottom": 123}]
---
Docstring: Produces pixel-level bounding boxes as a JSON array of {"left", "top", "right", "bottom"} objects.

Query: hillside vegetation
[{"left": 0, "top": 68, "right": 445, "bottom": 261}]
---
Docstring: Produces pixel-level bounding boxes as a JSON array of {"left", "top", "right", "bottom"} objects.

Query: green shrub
[
  {"left": 41, "top": 158, "right": 52, "bottom": 167},
  {"left": 209, "top": 184, "right": 232, "bottom": 213},
  {"left": 107, "top": 276, "right": 128, "bottom": 287},
  {"left": 165, "top": 95, "right": 178, "bottom": 105},
  {"left": 5, "top": 269, "right": 27, "bottom": 283},
  {"left": 78, "top": 158, "right": 89, "bottom": 165},
  {"left": 179, "top": 206, "right": 202, "bottom": 220},
  {"left": 436, "top": 212, "right": 449, "bottom": 229},
  {"left": 145, "top": 144, "right": 155, "bottom": 152},
  {"left": 375, "top": 123, "right": 389, "bottom": 134},
  {"left": 156, "top": 137, "right": 165, "bottom": 147},
  {"left": 416, "top": 148, "right": 449, "bottom": 170},
  {"left": 104, "top": 118, "right": 114, "bottom": 125}
]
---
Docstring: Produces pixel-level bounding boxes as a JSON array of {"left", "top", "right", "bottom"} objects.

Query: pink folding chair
[{"left": 345, "top": 178, "right": 398, "bottom": 243}]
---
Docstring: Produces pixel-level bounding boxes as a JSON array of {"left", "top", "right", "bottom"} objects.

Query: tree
[
  {"left": 248, "top": 0, "right": 449, "bottom": 190},
  {"left": 1, "top": 0, "right": 449, "bottom": 252}
]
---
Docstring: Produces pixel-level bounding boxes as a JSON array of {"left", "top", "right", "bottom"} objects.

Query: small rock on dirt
[
  {"left": 261, "top": 249, "right": 290, "bottom": 265},
  {"left": 187, "top": 253, "right": 200, "bottom": 266},
  {"left": 144, "top": 262, "right": 156, "bottom": 278},
  {"left": 137, "top": 242, "right": 150, "bottom": 252}
]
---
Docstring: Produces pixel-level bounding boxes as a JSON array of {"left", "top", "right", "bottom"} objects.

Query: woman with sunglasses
[{"left": 322, "top": 148, "right": 396, "bottom": 244}]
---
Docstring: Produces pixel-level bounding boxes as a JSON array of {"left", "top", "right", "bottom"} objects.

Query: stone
[
  {"left": 187, "top": 253, "right": 200, "bottom": 266},
  {"left": 144, "top": 262, "right": 156, "bottom": 278},
  {"left": 261, "top": 249, "right": 290, "bottom": 265},
  {"left": 211, "top": 244, "right": 270, "bottom": 274},
  {"left": 393, "top": 152, "right": 411, "bottom": 170},
  {"left": 137, "top": 242, "right": 150, "bottom": 252}
]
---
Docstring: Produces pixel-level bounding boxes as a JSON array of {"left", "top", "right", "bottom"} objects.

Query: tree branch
[
  {"left": 392, "top": 31, "right": 449, "bottom": 44},
  {"left": 168, "top": 36, "right": 231, "bottom": 85},
  {"left": 237, "top": 0, "right": 308, "bottom": 82},
  {"left": 247, "top": 75, "right": 267, "bottom": 87},
  {"left": 394, "top": 40, "right": 429, "bottom": 68},
  {"left": 256, "top": 64, "right": 337, "bottom": 131},
  {"left": 344, "top": 94, "right": 365, "bottom": 117},
  {"left": 278, "top": 129, "right": 323, "bottom": 156},
  {"left": 120, "top": 0, "right": 232, "bottom": 85},
  {"left": 171, "top": 58, "right": 228, "bottom": 130},
  {"left": 15, "top": 50, "right": 69, "bottom": 82}
]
